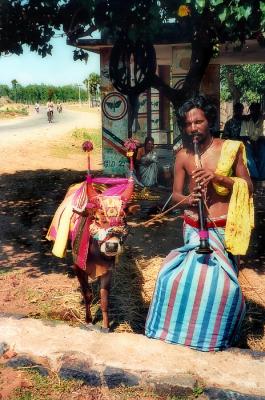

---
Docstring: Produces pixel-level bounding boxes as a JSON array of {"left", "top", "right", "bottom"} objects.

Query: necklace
[{"left": 198, "top": 137, "right": 214, "bottom": 157}]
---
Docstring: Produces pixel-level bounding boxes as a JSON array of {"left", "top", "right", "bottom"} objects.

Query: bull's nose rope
[{"left": 128, "top": 194, "right": 193, "bottom": 227}]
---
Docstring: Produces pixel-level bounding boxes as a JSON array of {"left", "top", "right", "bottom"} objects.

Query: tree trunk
[
  {"left": 226, "top": 66, "right": 242, "bottom": 104},
  {"left": 151, "top": 26, "right": 214, "bottom": 112}
]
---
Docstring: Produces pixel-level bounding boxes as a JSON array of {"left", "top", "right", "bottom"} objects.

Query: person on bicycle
[
  {"left": 35, "top": 102, "right": 40, "bottom": 113},
  {"left": 57, "top": 102, "right": 62, "bottom": 113},
  {"left": 46, "top": 100, "right": 54, "bottom": 123}
]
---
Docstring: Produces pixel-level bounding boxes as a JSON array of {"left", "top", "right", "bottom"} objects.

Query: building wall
[
  {"left": 101, "top": 48, "right": 129, "bottom": 175},
  {"left": 100, "top": 48, "right": 171, "bottom": 175},
  {"left": 100, "top": 44, "right": 220, "bottom": 175},
  {"left": 172, "top": 44, "right": 220, "bottom": 136}
]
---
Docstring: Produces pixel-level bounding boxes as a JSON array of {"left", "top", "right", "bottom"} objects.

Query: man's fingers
[{"left": 192, "top": 192, "right": 202, "bottom": 199}]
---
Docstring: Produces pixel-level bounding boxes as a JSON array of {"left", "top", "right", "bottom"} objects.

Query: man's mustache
[{"left": 188, "top": 132, "right": 203, "bottom": 141}]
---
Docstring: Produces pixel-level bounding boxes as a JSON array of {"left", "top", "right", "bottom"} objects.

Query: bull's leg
[
  {"left": 100, "top": 270, "right": 112, "bottom": 329},
  {"left": 73, "top": 264, "right": 93, "bottom": 324}
]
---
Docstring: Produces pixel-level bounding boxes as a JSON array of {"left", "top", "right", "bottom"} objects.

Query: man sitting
[{"left": 145, "top": 95, "right": 254, "bottom": 351}]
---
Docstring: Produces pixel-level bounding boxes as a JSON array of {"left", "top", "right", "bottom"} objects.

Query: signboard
[{"left": 102, "top": 92, "right": 128, "bottom": 121}]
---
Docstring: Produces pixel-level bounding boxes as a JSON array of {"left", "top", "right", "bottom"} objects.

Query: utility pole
[
  {"left": 87, "top": 79, "right": 90, "bottom": 108},
  {"left": 77, "top": 84, "right": 81, "bottom": 106}
]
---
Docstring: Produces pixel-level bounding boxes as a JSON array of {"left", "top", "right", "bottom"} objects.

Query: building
[{"left": 69, "top": 27, "right": 265, "bottom": 177}]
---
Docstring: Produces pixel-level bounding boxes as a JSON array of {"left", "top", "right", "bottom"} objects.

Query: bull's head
[
  {"left": 82, "top": 139, "right": 136, "bottom": 258},
  {"left": 98, "top": 225, "right": 129, "bottom": 257},
  {"left": 88, "top": 192, "right": 132, "bottom": 258}
]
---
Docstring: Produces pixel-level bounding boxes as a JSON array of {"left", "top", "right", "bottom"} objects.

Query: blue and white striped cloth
[{"left": 145, "top": 222, "right": 245, "bottom": 352}]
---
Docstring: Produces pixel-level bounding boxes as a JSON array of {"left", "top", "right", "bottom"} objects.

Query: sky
[{"left": 0, "top": 35, "right": 100, "bottom": 88}]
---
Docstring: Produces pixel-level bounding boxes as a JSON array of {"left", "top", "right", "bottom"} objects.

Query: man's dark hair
[{"left": 176, "top": 95, "right": 217, "bottom": 133}]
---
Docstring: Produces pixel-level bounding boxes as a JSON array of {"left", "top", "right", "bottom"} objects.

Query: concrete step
[{"left": 0, "top": 314, "right": 265, "bottom": 398}]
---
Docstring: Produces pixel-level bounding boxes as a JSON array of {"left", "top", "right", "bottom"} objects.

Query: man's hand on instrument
[
  {"left": 192, "top": 167, "right": 215, "bottom": 186},
  {"left": 187, "top": 184, "right": 206, "bottom": 207}
]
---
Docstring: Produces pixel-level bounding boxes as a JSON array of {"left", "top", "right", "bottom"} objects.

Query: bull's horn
[
  {"left": 121, "top": 177, "right": 134, "bottom": 202},
  {"left": 86, "top": 175, "right": 98, "bottom": 201}
]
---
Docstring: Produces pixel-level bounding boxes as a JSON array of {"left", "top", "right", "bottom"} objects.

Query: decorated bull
[{"left": 46, "top": 139, "right": 137, "bottom": 332}]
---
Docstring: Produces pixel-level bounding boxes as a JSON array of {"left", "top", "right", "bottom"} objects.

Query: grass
[
  {"left": 71, "top": 127, "right": 102, "bottom": 150},
  {"left": 0, "top": 267, "right": 13, "bottom": 275},
  {"left": 48, "top": 127, "right": 102, "bottom": 160},
  {"left": 0, "top": 106, "right": 28, "bottom": 118},
  {"left": 10, "top": 369, "right": 83, "bottom": 400},
  {"left": 9, "top": 368, "right": 201, "bottom": 400}
]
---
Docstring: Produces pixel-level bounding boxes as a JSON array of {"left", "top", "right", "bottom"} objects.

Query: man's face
[{"left": 184, "top": 108, "right": 210, "bottom": 143}]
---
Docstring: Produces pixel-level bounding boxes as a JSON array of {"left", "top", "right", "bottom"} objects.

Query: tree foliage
[
  {"left": 83, "top": 73, "right": 100, "bottom": 97},
  {"left": 0, "top": 82, "right": 87, "bottom": 104},
  {"left": 0, "top": 1, "right": 265, "bottom": 107},
  {"left": 221, "top": 64, "right": 265, "bottom": 104}
]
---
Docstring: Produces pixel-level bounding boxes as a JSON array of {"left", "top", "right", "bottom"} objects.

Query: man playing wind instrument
[{"left": 145, "top": 95, "right": 254, "bottom": 351}]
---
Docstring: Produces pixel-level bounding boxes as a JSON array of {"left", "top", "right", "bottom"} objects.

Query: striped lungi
[{"left": 145, "top": 220, "right": 246, "bottom": 352}]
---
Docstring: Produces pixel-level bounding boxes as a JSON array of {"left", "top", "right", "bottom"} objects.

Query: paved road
[
  {"left": 0, "top": 107, "right": 100, "bottom": 137},
  {"left": 0, "top": 107, "right": 102, "bottom": 172}
]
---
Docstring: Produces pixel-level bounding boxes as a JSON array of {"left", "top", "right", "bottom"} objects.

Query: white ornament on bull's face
[
  {"left": 100, "top": 236, "right": 122, "bottom": 257},
  {"left": 88, "top": 194, "right": 130, "bottom": 258},
  {"left": 90, "top": 220, "right": 128, "bottom": 258}
]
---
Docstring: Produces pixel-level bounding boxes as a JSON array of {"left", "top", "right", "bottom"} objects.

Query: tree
[
  {"left": 221, "top": 64, "right": 265, "bottom": 104},
  {"left": 88, "top": 73, "right": 100, "bottom": 98},
  {"left": 1, "top": 1, "right": 265, "bottom": 108},
  {"left": 11, "top": 79, "right": 19, "bottom": 103},
  {"left": 84, "top": 73, "right": 100, "bottom": 106}
]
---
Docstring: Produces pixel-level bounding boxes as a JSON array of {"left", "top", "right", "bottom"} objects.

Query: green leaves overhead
[
  {"left": 209, "top": 0, "right": 224, "bottom": 6},
  {"left": 194, "top": 0, "right": 205, "bottom": 13},
  {"left": 235, "top": 5, "right": 252, "bottom": 21},
  {"left": 218, "top": 7, "right": 228, "bottom": 23},
  {"left": 0, "top": 0, "right": 265, "bottom": 61},
  {"left": 221, "top": 65, "right": 265, "bottom": 103}
]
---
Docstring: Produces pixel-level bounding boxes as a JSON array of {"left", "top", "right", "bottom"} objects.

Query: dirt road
[{"left": 0, "top": 107, "right": 102, "bottom": 173}]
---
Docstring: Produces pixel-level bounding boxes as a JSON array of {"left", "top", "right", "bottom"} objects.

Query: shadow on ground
[
  {"left": 0, "top": 169, "right": 264, "bottom": 349},
  {"left": 0, "top": 169, "right": 85, "bottom": 274}
]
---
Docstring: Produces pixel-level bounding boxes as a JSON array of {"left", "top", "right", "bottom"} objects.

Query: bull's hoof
[
  {"left": 100, "top": 327, "right": 110, "bottom": 333},
  {"left": 85, "top": 323, "right": 110, "bottom": 333}
]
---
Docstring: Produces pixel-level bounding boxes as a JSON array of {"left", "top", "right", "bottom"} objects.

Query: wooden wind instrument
[{"left": 192, "top": 133, "right": 213, "bottom": 254}]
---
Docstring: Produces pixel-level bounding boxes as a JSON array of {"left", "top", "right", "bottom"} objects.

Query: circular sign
[{"left": 102, "top": 92, "right": 128, "bottom": 121}]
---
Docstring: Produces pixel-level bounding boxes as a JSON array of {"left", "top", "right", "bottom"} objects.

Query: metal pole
[
  {"left": 78, "top": 85, "right": 81, "bottom": 106},
  {"left": 88, "top": 80, "right": 90, "bottom": 108}
]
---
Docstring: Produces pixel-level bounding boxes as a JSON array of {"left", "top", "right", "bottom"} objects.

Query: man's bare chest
[{"left": 184, "top": 148, "right": 222, "bottom": 176}]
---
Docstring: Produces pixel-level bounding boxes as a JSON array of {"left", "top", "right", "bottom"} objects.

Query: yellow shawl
[
  {"left": 213, "top": 140, "right": 254, "bottom": 255},
  {"left": 46, "top": 182, "right": 84, "bottom": 258}
]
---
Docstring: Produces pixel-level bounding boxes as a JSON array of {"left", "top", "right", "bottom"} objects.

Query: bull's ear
[{"left": 121, "top": 178, "right": 134, "bottom": 203}]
